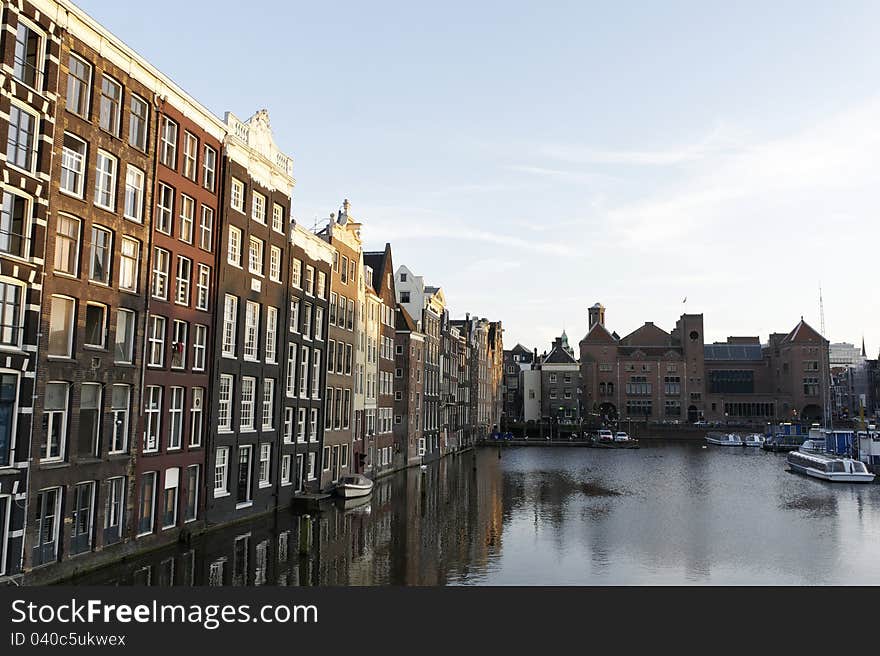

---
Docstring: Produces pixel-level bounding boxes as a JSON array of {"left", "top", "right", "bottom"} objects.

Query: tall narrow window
[
  {"left": 119, "top": 237, "right": 139, "bottom": 292},
  {"left": 218, "top": 375, "right": 233, "bottom": 431},
  {"left": 286, "top": 344, "right": 297, "bottom": 397},
  {"left": 114, "top": 309, "right": 135, "bottom": 364},
  {"left": 152, "top": 247, "right": 169, "bottom": 300},
  {"left": 129, "top": 94, "right": 149, "bottom": 151},
  {"left": 190, "top": 388, "right": 204, "bottom": 447},
  {"left": 60, "top": 133, "right": 87, "bottom": 198},
  {"left": 93, "top": 150, "right": 117, "bottom": 211},
  {"left": 78, "top": 383, "right": 102, "bottom": 457},
  {"left": 269, "top": 246, "right": 281, "bottom": 282},
  {"left": 199, "top": 206, "right": 213, "bottom": 251},
  {"left": 230, "top": 178, "right": 244, "bottom": 212},
  {"left": 0, "top": 373, "right": 18, "bottom": 467},
  {"left": 0, "top": 281, "right": 24, "bottom": 347},
  {"left": 237, "top": 446, "right": 253, "bottom": 503},
  {"left": 244, "top": 301, "right": 260, "bottom": 361},
  {"left": 196, "top": 264, "right": 210, "bottom": 311},
  {"left": 156, "top": 183, "right": 174, "bottom": 234},
  {"left": 248, "top": 237, "right": 263, "bottom": 276},
  {"left": 124, "top": 165, "right": 145, "bottom": 222},
  {"left": 297, "top": 408, "right": 306, "bottom": 443},
  {"left": 160, "top": 118, "right": 178, "bottom": 169},
  {"left": 185, "top": 465, "right": 199, "bottom": 522},
  {"left": 272, "top": 203, "right": 284, "bottom": 233},
  {"left": 13, "top": 21, "right": 43, "bottom": 88},
  {"left": 227, "top": 226, "right": 241, "bottom": 266},
  {"left": 88, "top": 226, "right": 112, "bottom": 284},
  {"left": 241, "top": 377, "right": 255, "bottom": 430},
  {"left": 203, "top": 146, "right": 216, "bottom": 191},
  {"left": 66, "top": 54, "right": 91, "bottom": 117},
  {"left": 83, "top": 302, "right": 107, "bottom": 348},
  {"left": 192, "top": 324, "right": 207, "bottom": 371},
  {"left": 171, "top": 319, "right": 187, "bottom": 369},
  {"left": 259, "top": 444, "right": 271, "bottom": 487},
  {"left": 299, "top": 346, "right": 309, "bottom": 398},
  {"left": 110, "top": 384, "right": 130, "bottom": 454},
  {"left": 6, "top": 103, "right": 38, "bottom": 172},
  {"left": 47, "top": 296, "right": 75, "bottom": 358},
  {"left": 99, "top": 75, "right": 122, "bottom": 135},
  {"left": 168, "top": 387, "right": 184, "bottom": 450},
  {"left": 144, "top": 386, "right": 161, "bottom": 452},
  {"left": 252, "top": 192, "right": 266, "bottom": 224},
  {"left": 222, "top": 295, "right": 237, "bottom": 356},
  {"left": 42, "top": 382, "right": 69, "bottom": 461},
  {"left": 175, "top": 256, "right": 192, "bottom": 306},
  {"left": 183, "top": 132, "right": 198, "bottom": 180},
  {"left": 138, "top": 472, "right": 157, "bottom": 535},
  {"left": 312, "top": 350, "right": 321, "bottom": 398},
  {"left": 262, "top": 379, "right": 274, "bottom": 430},
  {"left": 147, "top": 315, "right": 166, "bottom": 367},
  {"left": 291, "top": 259, "right": 301, "bottom": 288},
  {"left": 265, "top": 306, "right": 277, "bottom": 363},
  {"left": 179, "top": 194, "right": 194, "bottom": 243},
  {"left": 284, "top": 408, "right": 294, "bottom": 443},
  {"left": 214, "top": 448, "right": 229, "bottom": 496}
]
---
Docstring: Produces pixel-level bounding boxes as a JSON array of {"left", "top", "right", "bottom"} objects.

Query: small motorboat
[
  {"left": 614, "top": 431, "right": 633, "bottom": 443},
  {"left": 799, "top": 438, "right": 826, "bottom": 454},
  {"left": 595, "top": 429, "right": 614, "bottom": 443},
  {"left": 706, "top": 432, "right": 744, "bottom": 446},
  {"left": 743, "top": 433, "right": 765, "bottom": 447},
  {"left": 335, "top": 474, "right": 374, "bottom": 498}
]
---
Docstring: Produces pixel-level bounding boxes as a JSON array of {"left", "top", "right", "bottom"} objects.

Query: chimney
[{"left": 588, "top": 303, "right": 605, "bottom": 329}]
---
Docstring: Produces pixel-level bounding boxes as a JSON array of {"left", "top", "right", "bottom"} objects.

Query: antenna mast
[{"left": 819, "top": 283, "right": 826, "bottom": 338}]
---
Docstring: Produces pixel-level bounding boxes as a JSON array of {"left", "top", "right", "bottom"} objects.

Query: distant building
[
  {"left": 502, "top": 344, "right": 534, "bottom": 423},
  {"left": 539, "top": 332, "right": 581, "bottom": 423}
]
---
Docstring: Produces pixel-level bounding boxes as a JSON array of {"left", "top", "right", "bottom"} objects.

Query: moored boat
[
  {"left": 335, "top": 474, "right": 374, "bottom": 498},
  {"left": 743, "top": 433, "right": 765, "bottom": 447},
  {"left": 706, "top": 432, "right": 744, "bottom": 446},
  {"left": 786, "top": 449, "right": 875, "bottom": 483}
]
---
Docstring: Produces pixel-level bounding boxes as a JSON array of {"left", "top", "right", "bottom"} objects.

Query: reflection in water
[{"left": 62, "top": 444, "right": 880, "bottom": 585}]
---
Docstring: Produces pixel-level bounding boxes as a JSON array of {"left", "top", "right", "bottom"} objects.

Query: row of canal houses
[{"left": 0, "top": 0, "right": 504, "bottom": 584}]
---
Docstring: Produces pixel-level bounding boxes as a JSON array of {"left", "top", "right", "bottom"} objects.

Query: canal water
[{"left": 62, "top": 443, "right": 880, "bottom": 585}]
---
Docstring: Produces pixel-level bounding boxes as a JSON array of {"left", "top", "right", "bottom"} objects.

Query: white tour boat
[
  {"left": 705, "top": 432, "right": 744, "bottom": 446},
  {"left": 335, "top": 474, "right": 374, "bottom": 498},
  {"left": 786, "top": 449, "right": 875, "bottom": 483},
  {"left": 743, "top": 433, "right": 765, "bottom": 447}
]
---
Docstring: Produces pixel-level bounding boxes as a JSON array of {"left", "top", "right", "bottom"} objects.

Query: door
[
  {"left": 331, "top": 445, "right": 340, "bottom": 482},
  {"left": 70, "top": 482, "right": 94, "bottom": 555},
  {"left": 295, "top": 454, "right": 305, "bottom": 492},
  {"left": 33, "top": 488, "right": 59, "bottom": 566}
]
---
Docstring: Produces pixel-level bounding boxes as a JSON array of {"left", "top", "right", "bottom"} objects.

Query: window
[
  {"left": 0, "top": 373, "right": 18, "bottom": 467},
  {"left": 121, "top": 165, "right": 145, "bottom": 223},
  {"left": 314, "top": 307, "right": 324, "bottom": 341},
  {"left": 218, "top": 375, "right": 233, "bottom": 432},
  {"left": 241, "top": 377, "right": 255, "bottom": 430},
  {"left": 302, "top": 303, "right": 312, "bottom": 339},
  {"left": 179, "top": 194, "right": 195, "bottom": 243},
  {"left": 244, "top": 301, "right": 260, "bottom": 360},
  {"left": 185, "top": 465, "right": 199, "bottom": 522},
  {"left": 160, "top": 118, "right": 178, "bottom": 168},
  {"left": 119, "top": 237, "right": 139, "bottom": 292},
  {"left": 60, "top": 133, "right": 87, "bottom": 197},
  {"left": 192, "top": 324, "right": 207, "bottom": 371},
  {"left": 343, "top": 389, "right": 351, "bottom": 429},
  {"left": 310, "top": 408, "right": 318, "bottom": 441},
  {"left": 222, "top": 295, "right": 238, "bottom": 356},
  {"left": 148, "top": 315, "right": 166, "bottom": 367},
  {"left": 156, "top": 183, "right": 174, "bottom": 235},
  {"left": 312, "top": 350, "right": 321, "bottom": 398},
  {"left": 265, "top": 306, "right": 277, "bottom": 363},
  {"left": 152, "top": 247, "right": 169, "bottom": 299},
  {"left": 237, "top": 446, "right": 253, "bottom": 503},
  {"left": 281, "top": 455, "right": 291, "bottom": 486},
  {"left": 99, "top": 75, "right": 122, "bottom": 135},
  {"left": 83, "top": 302, "right": 107, "bottom": 348},
  {"left": 47, "top": 296, "right": 75, "bottom": 357},
  {"left": 110, "top": 384, "right": 129, "bottom": 454},
  {"left": 138, "top": 472, "right": 157, "bottom": 535},
  {"left": 196, "top": 264, "right": 210, "bottom": 311},
  {"left": 171, "top": 319, "right": 187, "bottom": 369},
  {"left": 203, "top": 146, "right": 216, "bottom": 191},
  {"left": 231, "top": 178, "right": 244, "bottom": 212},
  {"left": 42, "top": 383, "right": 69, "bottom": 461},
  {"left": 199, "top": 206, "right": 213, "bottom": 251},
  {"left": 0, "top": 280, "right": 24, "bottom": 347},
  {"left": 66, "top": 54, "right": 91, "bottom": 117},
  {"left": 6, "top": 102, "right": 38, "bottom": 172},
  {"left": 341, "top": 256, "right": 348, "bottom": 283},
  {"left": 290, "top": 298, "right": 300, "bottom": 333},
  {"left": 13, "top": 20, "right": 43, "bottom": 88},
  {"left": 297, "top": 407, "right": 306, "bottom": 443},
  {"left": 88, "top": 226, "right": 112, "bottom": 284},
  {"left": 272, "top": 203, "right": 284, "bottom": 232},
  {"left": 168, "top": 387, "right": 184, "bottom": 450},
  {"left": 248, "top": 237, "right": 263, "bottom": 276},
  {"left": 54, "top": 214, "right": 80, "bottom": 276},
  {"left": 284, "top": 408, "right": 294, "bottom": 443},
  {"left": 190, "top": 388, "right": 204, "bottom": 447},
  {"left": 400, "top": 291, "right": 410, "bottom": 304},
  {"left": 304, "top": 266, "right": 314, "bottom": 295},
  {"left": 299, "top": 346, "right": 309, "bottom": 398},
  {"left": 183, "top": 132, "right": 198, "bottom": 180},
  {"left": 259, "top": 444, "right": 271, "bottom": 487},
  {"left": 269, "top": 246, "right": 281, "bottom": 282},
  {"left": 114, "top": 309, "right": 135, "bottom": 364},
  {"left": 78, "top": 383, "right": 102, "bottom": 457},
  {"left": 252, "top": 192, "right": 266, "bottom": 224},
  {"left": 175, "top": 256, "right": 192, "bottom": 306},
  {"left": 286, "top": 344, "right": 297, "bottom": 397},
  {"left": 0, "top": 192, "right": 27, "bottom": 261},
  {"left": 69, "top": 481, "right": 95, "bottom": 555},
  {"left": 291, "top": 259, "right": 301, "bottom": 288},
  {"left": 262, "top": 379, "right": 275, "bottom": 429},
  {"left": 129, "top": 94, "right": 149, "bottom": 151},
  {"left": 94, "top": 150, "right": 117, "bottom": 211},
  {"left": 104, "top": 477, "right": 126, "bottom": 544},
  {"left": 317, "top": 271, "right": 326, "bottom": 299},
  {"left": 227, "top": 226, "right": 242, "bottom": 266},
  {"left": 144, "top": 386, "right": 161, "bottom": 452},
  {"left": 214, "top": 448, "right": 230, "bottom": 496}
]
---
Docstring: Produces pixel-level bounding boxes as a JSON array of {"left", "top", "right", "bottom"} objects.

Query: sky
[{"left": 77, "top": 0, "right": 880, "bottom": 354}]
